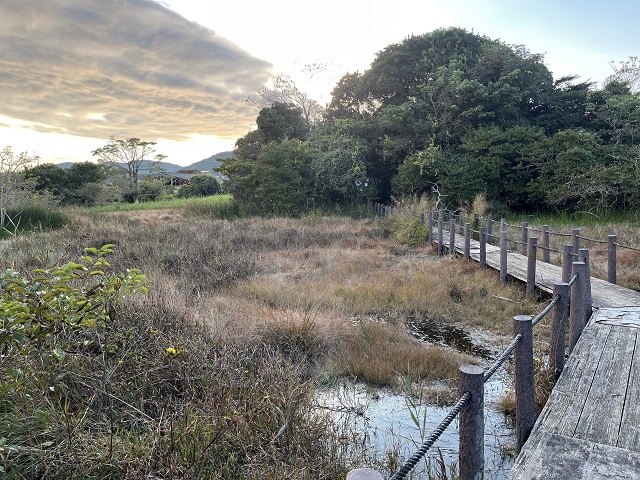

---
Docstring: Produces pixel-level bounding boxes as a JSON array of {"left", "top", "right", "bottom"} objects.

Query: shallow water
[{"left": 315, "top": 319, "right": 516, "bottom": 479}]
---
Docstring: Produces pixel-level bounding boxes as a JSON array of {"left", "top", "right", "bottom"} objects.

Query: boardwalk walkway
[{"left": 439, "top": 231, "right": 640, "bottom": 479}]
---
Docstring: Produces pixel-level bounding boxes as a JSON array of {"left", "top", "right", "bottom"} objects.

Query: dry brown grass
[{"left": 0, "top": 208, "right": 551, "bottom": 478}]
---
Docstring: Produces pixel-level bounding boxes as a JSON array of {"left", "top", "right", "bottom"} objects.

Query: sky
[{"left": 0, "top": 0, "right": 638, "bottom": 166}]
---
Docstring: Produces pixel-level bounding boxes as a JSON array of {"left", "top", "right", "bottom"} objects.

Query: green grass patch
[
  {"left": 85, "top": 194, "right": 234, "bottom": 214},
  {"left": 0, "top": 205, "right": 70, "bottom": 237}
]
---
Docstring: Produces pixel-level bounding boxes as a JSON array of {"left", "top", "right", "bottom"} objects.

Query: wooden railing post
[
  {"left": 608, "top": 234, "right": 617, "bottom": 284},
  {"left": 459, "top": 364, "right": 485, "bottom": 480},
  {"left": 347, "top": 468, "right": 384, "bottom": 480},
  {"left": 551, "top": 283, "right": 570, "bottom": 379},
  {"left": 420, "top": 212, "right": 425, "bottom": 225},
  {"left": 526, "top": 237, "right": 537, "bottom": 298},
  {"left": 514, "top": 315, "right": 535, "bottom": 453},
  {"left": 428, "top": 213, "right": 434, "bottom": 244},
  {"left": 449, "top": 217, "right": 456, "bottom": 255},
  {"left": 500, "top": 230, "right": 508, "bottom": 285},
  {"left": 521, "top": 222, "right": 529, "bottom": 255},
  {"left": 579, "top": 248, "right": 593, "bottom": 322},
  {"left": 501, "top": 217, "right": 506, "bottom": 233},
  {"left": 480, "top": 226, "right": 487, "bottom": 268},
  {"left": 572, "top": 228, "right": 580, "bottom": 255},
  {"left": 487, "top": 214, "right": 493, "bottom": 244},
  {"left": 464, "top": 223, "right": 471, "bottom": 260},
  {"left": 542, "top": 225, "right": 550, "bottom": 263},
  {"left": 562, "top": 244, "right": 573, "bottom": 284},
  {"left": 569, "top": 261, "right": 586, "bottom": 354},
  {"left": 438, "top": 210, "right": 444, "bottom": 255}
]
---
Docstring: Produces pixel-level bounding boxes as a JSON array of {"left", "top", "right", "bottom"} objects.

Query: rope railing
[
  {"left": 390, "top": 392, "right": 472, "bottom": 480},
  {"left": 361, "top": 203, "right": 594, "bottom": 480}
]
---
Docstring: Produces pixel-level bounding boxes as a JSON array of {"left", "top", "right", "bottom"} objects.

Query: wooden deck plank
[
  {"left": 573, "top": 325, "right": 635, "bottom": 447},
  {"left": 617, "top": 330, "right": 640, "bottom": 451}
]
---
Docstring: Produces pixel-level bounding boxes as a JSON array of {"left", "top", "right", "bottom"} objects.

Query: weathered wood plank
[
  {"left": 617, "top": 328, "right": 640, "bottom": 452},
  {"left": 574, "top": 326, "right": 635, "bottom": 446},
  {"left": 509, "top": 432, "right": 640, "bottom": 480}
]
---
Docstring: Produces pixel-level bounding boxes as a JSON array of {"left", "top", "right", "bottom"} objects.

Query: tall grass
[{"left": 0, "top": 209, "right": 548, "bottom": 478}]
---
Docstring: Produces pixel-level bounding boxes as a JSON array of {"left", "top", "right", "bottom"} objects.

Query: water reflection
[{"left": 315, "top": 374, "right": 515, "bottom": 480}]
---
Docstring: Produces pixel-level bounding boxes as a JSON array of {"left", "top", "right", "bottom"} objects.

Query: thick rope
[
  {"left": 484, "top": 334, "right": 522, "bottom": 383},
  {"left": 390, "top": 392, "right": 471, "bottom": 480},
  {"left": 532, "top": 295, "right": 559, "bottom": 327}
]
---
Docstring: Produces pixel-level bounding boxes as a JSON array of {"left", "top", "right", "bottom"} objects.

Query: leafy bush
[{"left": 176, "top": 174, "right": 222, "bottom": 198}]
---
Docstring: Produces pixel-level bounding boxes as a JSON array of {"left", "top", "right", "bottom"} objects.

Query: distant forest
[{"left": 219, "top": 27, "right": 640, "bottom": 216}]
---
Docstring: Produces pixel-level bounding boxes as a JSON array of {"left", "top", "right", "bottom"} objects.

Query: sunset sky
[{"left": 1, "top": 0, "right": 638, "bottom": 166}]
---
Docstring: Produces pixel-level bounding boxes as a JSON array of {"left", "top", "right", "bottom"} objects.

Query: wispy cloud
[{"left": 0, "top": 0, "right": 272, "bottom": 141}]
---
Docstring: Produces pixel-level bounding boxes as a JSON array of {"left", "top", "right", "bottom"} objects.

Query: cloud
[{"left": 0, "top": 0, "right": 272, "bottom": 141}]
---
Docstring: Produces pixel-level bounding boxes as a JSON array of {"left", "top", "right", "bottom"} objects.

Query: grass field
[{"left": 0, "top": 200, "right": 594, "bottom": 478}]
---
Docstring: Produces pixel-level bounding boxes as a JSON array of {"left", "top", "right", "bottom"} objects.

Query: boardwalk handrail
[
  {"left": 384, "top": 269, "right": 582, "bottom": 480},
  {"left": 372, "top": 204, "right": 640, "bottom": 288}
]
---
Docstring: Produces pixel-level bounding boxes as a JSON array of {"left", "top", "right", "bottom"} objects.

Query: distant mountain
[
  {"left": 185, "top": 151, "right": 232, "bottom": 172},
  {"left": 54, "top": 151, "right": 233, "bottom": 174}
]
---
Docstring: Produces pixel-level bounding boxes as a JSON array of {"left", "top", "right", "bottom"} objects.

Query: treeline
[{"left": 219, "top": 27, "right": 640, "bottom": 216}]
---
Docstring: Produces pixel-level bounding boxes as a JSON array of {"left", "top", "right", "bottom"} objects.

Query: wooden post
[
  {"left": 487, "top": 214, "right": 493, "bottom": 245},
  {"left": 526, "top": 237, "right": 537, "bottom": 298},
  {"left": 572, "top": 229, "right": 580, "bottom": 256},
  {"left": 428, "top": 213, "right": 434, "bottom": 244},
  {"left": 501, "top": 217, "right": 506, "bottom": 233},
  {"left": 438, "top": 211, "right": 444, "bottom": 255},
  {"left": 579, "top": 248, "right": 592, "bottom": 323},
  {"left": 500, "top": 230, "right": 508, "bottom": 285},
  {"left": 514, "top": 315, "right": 535, "bottom": 454},
  {"left": 562, "top": 244, "right": 573, "bottom": 284},
  {"left": 569, "top": 261, "right": 586, "bottom": 354},
  {"left": 459, "top": 364, "right": 485, "bottom": 480},
  {"left": 449, "top": 217, "right": 456, "bottom": 255},
  {"left": 347, "top": 468, "right": 384, "bottom": 480},
  {"left": 480, "top": 226, "right": 487, "bottom": 268},
  {"left": 542, "top": 225, "right": 550, "bottom": 263},
  {"left": 464, "top": 223, "right": 471, "bottom": 260},
  {"left": 550, "top": 283, "right": 570, "bottom": 379},
  {"left": 608, "top": 235, "right": 617, "bottom": 284},
  {"left": 521, "top": 222, "right": 529, "bottom": 255},
  {"left": 420, "top": 212, "right": 425, "bottom": 225}
]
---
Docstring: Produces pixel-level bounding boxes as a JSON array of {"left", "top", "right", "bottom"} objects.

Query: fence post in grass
[
  {"left": 579, "top": 249, "right": 593, "bottom": 323},
  {"left": 562, "top": 244, "right": 573, "bottom": 284},
  {"left": 487, "top": 214, "right": 493, "bottom": 244},
  {"left": 450, "top": 216, "right": 456, "bottom": 255},
  {"left": 500, "top": 230, "right": 508, "bottom": 285},
  {"left": 572, "top": 229, "right": 580, "bottom": 256},
  {"left": 464, "top": 223, "right": 471, "bottom": 260},
  {"left": 480, "top": 226, "right": 487, "bottom": 268},
  {"left": 459, "top": 364, "right": 485, "bottom": 480},
  {"left": 428, "top": 213, "right": 434, "bottom": 244},
  {"left": 569, "top": 261, "right": 586, "bottom": 354},
  {"left": 346, "top": 469, "right": 384, "bottom": 480},
  {"left": 526, "top": 237, "right": 537, "bottom": 298},
  {"left": 608, "top": 235, "right": 617, "bottom": 284},
  {"left": 551, "top": 282, "right": 570, "bottom": 379},
  {"left": 521, "top": 222, "right": 529, "bottom": 255},
  {"left": 438, "top": 210, "right": 444, "bottom": 255},
  {"left": 542, "top": 225, "right": 550, "bottom": 263},
  {"left": 514, "top": 315, "right": 535, "bottom": 454},
  {"left": 501, "top": 217, "right": 506, "bottom": 233}
]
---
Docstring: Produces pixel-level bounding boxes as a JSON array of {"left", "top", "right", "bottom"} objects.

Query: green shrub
[{"left": 1, "top": 205, "right": 69, "bottom": 237}]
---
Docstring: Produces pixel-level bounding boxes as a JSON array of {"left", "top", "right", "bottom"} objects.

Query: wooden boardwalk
[{"left": 439, "top": 231, "right": 640, "bottom": 479}]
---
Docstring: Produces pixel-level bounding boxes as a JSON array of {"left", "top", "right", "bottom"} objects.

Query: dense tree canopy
[{"left": 219, "top": 27, "right": 640, "bottom": 216}]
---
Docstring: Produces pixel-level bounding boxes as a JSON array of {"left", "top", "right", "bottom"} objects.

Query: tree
[
  {"left": 92, "top": 138, "right": 166, "bottom": 203},
  {"left": 247, "top": 73, "right": 324, "bottom": 128},
  {"left": 0, "top": 146, "right": 39, "bottom": 232},
  {"left": 256, "top": 102, "right": 309, "bottom": 142},
  {"left": 605, "top": 56, "right": 640, "bottom": 93},
  {"left": 176, "top": 174, "right": 222, "bottom": 198}
]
